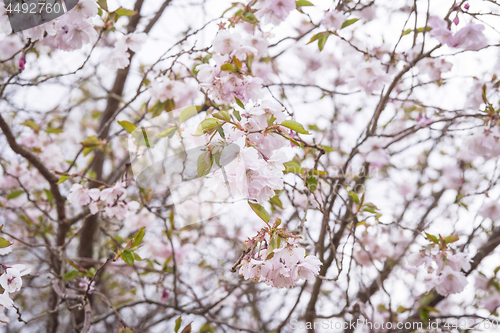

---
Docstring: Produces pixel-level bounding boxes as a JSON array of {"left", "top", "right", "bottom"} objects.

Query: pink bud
[
  {"left": 464, "top": 3, "right": 470, "bottom": 10},
  {"left": 19, "top": 56, "right": 26, "bottom": 71},
  {"left": 453, "top": 16, "right": 459, "bottom": 25}
]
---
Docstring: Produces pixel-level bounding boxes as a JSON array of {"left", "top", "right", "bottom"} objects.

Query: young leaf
[
  {"left": 233, "top": 110, "right": 242, "bottom": 121},
  {"left": 306, "top": 176, "right": 318, "bottom": 191},
  {"left": 281, "top": 120, "right": 310, "bottom": 134},
  {"left": 0, "top": 237, "right": 12, "bottom": 248},
  {"left": 57, "top": 175, "right": 70, "bottom": 184},
  {"left": 175, "top": 316, "right": 182, "bottom": 333},
  {"left": 121, "top": 249, "right": 135, "bottom": 266},
  {"left": 180, "top": 323, "right": 192, "bottom": 333},
  {"left": 318, "top": 32, "right": 331, "bottom": 51},
  {"left": 114, "top": 7, "right": 137, "bottom": 17},
  {"left": 248, "top": 201, "right": 270, "bottom": 223},
  {"left": 118, "top": 120, "right": 137, "bottom": 134},
  {"left": 63, "top": 270, "right": 80, "bottom": 282},
  {"left": 97, "top": 0, "right": 108, "bottom": 11},
  {"left": 179, "top": 105, "right": 198, "bottom": 123},
  {"left": 216, "top": 124, "right": 225, "bottom": 139},
  {"left": 221, "top": 63, "right": 234, "bottom": 71},
  {"left": 7, "top": 190, "right": 24, "bottom": 200},
  {"left": 307, "top": 32, "right": 323, "bottom": 44},
  {"left": 341, "top": 18, "right": 359, "bottom": 29},
  {"left": 132, "top": 227, "right": 145, "bottom": 248},
  {"left": 425, "top": 233, "right": 439, "bottom": 245},
  {"left": 197, "top": 151, "right": 213, "bottom": 177},
  {"left": 44, "top": 189, "right": 54, "bottom": 202},
  {"left": 283, "top": 160, "right": 303, "bottom": 174},
  {"left": 234, "top": 97, "right": 245, "bottom": 109},
  {"left": 156, "top": 126, "right": 178, "bottom": 139},
  {"left": 194, "top": 119, "right": 220, "bottom": 136},
  {"left": 348, "top": 191, "right": 360, "bottom": 205},
  {"left": 444, "top": 235, "right": 459, "bottom": 244},
  {"left": 296, "top": 0, "right": 314, "bottom": 6},
  {"left": 46, "top": 127, "right": 63, "bottom": 134}
]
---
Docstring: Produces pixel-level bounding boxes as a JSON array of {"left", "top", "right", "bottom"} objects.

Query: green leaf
[
  {"left": 242, "top": 11, "right": 257, "bottom": 23},
  {"left": 0, "top": 237, "right": 12, "bottom": 248},
  {"left": 248, "top": 201, "right": 270, "bottom": 223},
  {"left": 44, "top": 189, "right": 54, "bottom": 202},
  {"left": 306, "top": 176, "right": 318, "bottom": 191},
  {"left": 419, "top": 308, "right": 429, "bottom": 323},
  {"left": 296, "top": 0, "right": 314, "bottom": 6},
  {"left": 118, "top": 120, "right": 137, "bottom": 134},
  {"left": 21, "top": 120, "right": 40, "bottom": 133},
  {"left": 156, "top": 126, "right": 178, "bottom": 139},
  {"left": 269, "top": 194, "right": 283, "bottom": 209},
  {"left": 194, "top": 119, "right": 220, "bottom": 136},
  {"left": 114, "top": 7, "right": 136, "bottom": 17},
  {"left": 57, "top": 175, "right": 69, "bottom": 184},
  {"left": 80, "top": 136, "right": 101, "bottom": 148},
  {"left": 213, "top": 111, "right": 231, "bottom": 122},
  {"left": 132, "top": 227, "right": 145, "bottom": 248},
  {"left": 284, "top": 160, "right": 303, "bottom": 174},
  {"left": 425, "top": 233, "right": 439, "bottom": 245},
  {"left": 197, "top": 151, "right": 213, "bottom": 177},
  {"left": 281, "top": 120, "right": 310, "bottom": 134},
  {"left": 444, "top": 235, "right": 459, "bottom": 244},
  {"left": 179, "top": 105, "right": 198, "bottom": 123},
  {"left": 233, "top": 110, "right": 241, "bottom": 121},
  {"left": 341, "top": 18, "right": 359, "bottom": 29},
  {"left": 234, "top": 97, "right": 245, "bottom": 109},
  {"left": 221, "top": 63, "right": 234, "bottom": 71},
  {"left": 216, "top": 124, "right": 225, "bottom": 139},
  {"left": 149, "top": 100, "right": 168, "bottom": 118},
  {"left": 199, "top": 323, "right": 215, "bottom": 333},
  {"left": 318, "top": 32, "right": 331, "bottom": 51},
  {"left": 180, "top": 323, "right": 192, "bottom": 333},
  {"left": 7, "top": 190, "right": 24, "bottom": 200},
  {"left": 97, "top": 0, "right": 108, "bottom": 11},
  {"left": 348, "top": 191, "right": 360, "bottom": 205},
  {"left": 321, "top": 145, "right": 334, "bottom": 153},
  {"left": 266, "top": 233, "right": 280, "bottom": 259},
  {"left": 63, "top": 270, "right": 80, "bottom": 282},
  {"left": 46, "top": 127, "right": 63, "bottom": 134},
  {"left": 121, "top": 249, "right": 135, "bottom": 266},
  {"left": 307, "top": 32, "right": 323, "bottom": 45},
  {"left": 402, "top": 28, "right": 412, "bottom": 36},
  {"left": 175, "top": 316, "right": 182, "bottom": 333}
]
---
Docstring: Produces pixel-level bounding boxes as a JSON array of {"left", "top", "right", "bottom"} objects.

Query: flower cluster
[
  {"left": 428, "top": 16, "right": 488, "bottom": 51},
  {"left": 0, "top": 238, "right": 30, "bottom": 324},
  {"left": 238, "top": 222, "right": 322, "bottom": 288},
  {"left": 24, "top": 0, "right": 99, "bottom": 51},
  {"left": 99, "top": 33, "right": 147, "bottom": 70},
  {"left": 254, "top": 0, "right": 296, "bottom": 25},
  {"left": 67, "top": 182, "right": 140, "bottom": 219},
  {"left": 407, "top": 237, "right": 470, "bottom": 296}
]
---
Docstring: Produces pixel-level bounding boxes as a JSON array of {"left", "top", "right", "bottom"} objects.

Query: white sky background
[{"left": 2, "top": 0, "right": 500, "bottom": 332}]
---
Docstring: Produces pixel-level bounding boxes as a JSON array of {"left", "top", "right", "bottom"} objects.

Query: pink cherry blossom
[
  {"left": 435, "top": 266, "right": 468, "bottom": 296},
  {"left": 67, "top": 184, "right": 92, "bottom": 206},
  {"left": 254, "top": 0, "right": 296, "bottom": 25},
  {"left": 350, "top": 61, "right": 391, "bottom": 94},
  {"left": 321, "top": 10, "right": 346, "bottom": 30},
  {"left": 213, "top": 31, "right": 242, "bottom": 55},
  {"left": 0, "top": 264, "right": 31, "bottom": 293},
  {"left": 479, "top": 201, "right": 500, "bottom": 221},
  {"left": 452, "top": 23, "right": 488, "bottom": 51}
]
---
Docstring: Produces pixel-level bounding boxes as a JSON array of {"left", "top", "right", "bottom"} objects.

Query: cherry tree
[{"left": 0, "top": 0, "right": 500, "bottom": 332}]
